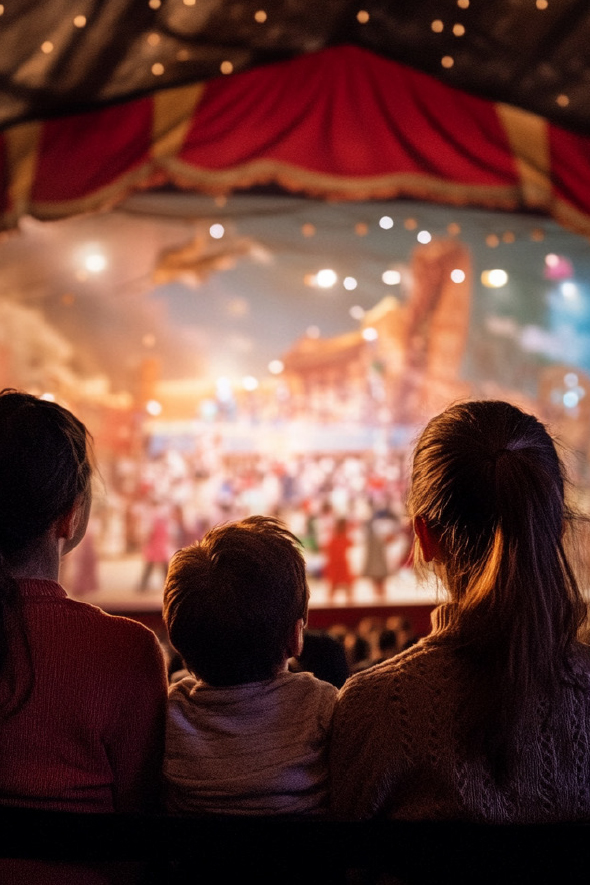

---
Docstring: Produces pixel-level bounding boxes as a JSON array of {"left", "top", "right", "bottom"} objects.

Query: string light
[
  {"left": 379, "top": 215, "right": 394, "bottom": 230},
  {"left": 431, "top": 20, "right": 444, "bottom": 33},
  {"left": 210, "top": 223, "right": 225, "bottom": 239},
  {"left": 355, "top": 222, "right": 369, "bottom": 236},
  {"left": 254, "top": 10, "right": 267, "bottom": 22},
  {"left": 450, "top": 269, "right": 465, "bottom": 283},
  {"left": 556, "top": 94, "right": 570, "bottom": 107},
  {"left": 404, "top": 218, "right": 417, "bottom": 230},
  {"left": 536, "top": 0, "right": 548, "bottom": 8},
  {"left": 301, "top": 223, "right": 316, "bottom": 237},
  {"left": 148, "top": 0, "right": 161, "bottom": 8},
  {"left": 151, "top": 63, "right": 164, "bottom": 76},
  {"left": 417, "top": 230, "right": 432, "bottom": 244},
  {"left": 343, "top": 277, "right": 358, "bottom": 290},
  {"left": 457, "top": 0, "right": 469, "bottom": 7},
  {"left": 357, "top": 10, "right": 370, "bottom": 24},
  {"left": 453, "top": 24, "right": 465, "bottom": 36},
  {"left": 316, "top": 269, "right": 337, "bottom": 288},
  {"left": 382, "top": 270, "right": 401, "bottom": 285},
  {"left": 447, "top": 222, "right": 461, "bottom": 235},
  {"left": 41, "top": 41, "right": 54, "bottom": 54},
  {"left": 73, "top": 15, "right": 87, "bottom": 28},
  {"left": 441, "top": 56, "right": 454, "bottom": 68},
  {"left": 481, "top": 269, "right": 508, "bottom": 288},
  {"left": 486, "top": 234, "right": 500, "bottom": 247},
  {"left": 147, "top": 33, "right": 161, "bottom": 46},
  {"left": 220, "top": 60, "right": 233, "bottom": 75}
]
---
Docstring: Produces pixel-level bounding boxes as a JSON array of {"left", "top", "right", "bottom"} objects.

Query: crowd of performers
[{"left": 65, "top": 440, "right": 416, "bottom": 599}]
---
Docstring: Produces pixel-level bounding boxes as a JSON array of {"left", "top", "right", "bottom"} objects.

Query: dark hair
[
  {"left": 163, "top": 515, "right": 309, "bottom": 686},
  {"left": 0, "top": 389, "right": 93, "bottom": 714},
  {"left": 408, "top": 399, "right": 587, "bottom": 780}
]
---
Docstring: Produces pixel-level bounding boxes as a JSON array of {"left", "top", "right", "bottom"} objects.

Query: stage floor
[{"left": 66, "top": 553, "right": 440, "bottom": 614}]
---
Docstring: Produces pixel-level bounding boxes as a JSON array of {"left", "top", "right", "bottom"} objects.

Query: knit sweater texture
[
  {"left": 0, "top": 579, "right": 167, "bottom": 813},
  {"left": 165, "top": 669, "right": 337, "bottom": 815},
  {"left": 330, "top": 604, "right": 590, "bottom": 823}
]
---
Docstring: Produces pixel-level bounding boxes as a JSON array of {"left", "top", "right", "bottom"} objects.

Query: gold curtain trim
[
  {"left": 24, "top": 162, "right": 163, "bottom": 223},
  {"left": 4, "top": 120, "right": 42, "bottom": 218},
  {"left": 496, "top": 103, "right": 551, "bottom": 211},
  {"left": 163, "top": 156, "right": 524, "bottom": 209},
  {"left": 152, "top": 84, "right": 205, "bottom": 160}
]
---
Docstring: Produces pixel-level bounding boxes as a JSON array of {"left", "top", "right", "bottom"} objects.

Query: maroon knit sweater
[{"left": 0, "top": 579, "right": 167, "bottom": 814}]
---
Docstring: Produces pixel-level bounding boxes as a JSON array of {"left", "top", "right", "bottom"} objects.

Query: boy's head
[{"left": 163, "top": 515, "right": 309, "bottom": 686}]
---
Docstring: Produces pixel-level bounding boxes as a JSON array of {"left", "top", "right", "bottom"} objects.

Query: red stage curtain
[{"left": 1, "top": 46, "right": 590, "bottom": 237}]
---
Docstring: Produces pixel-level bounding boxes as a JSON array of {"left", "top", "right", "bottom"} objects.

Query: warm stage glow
[
  {"left": 316, "top": 269, "right": 338, "bottom": 288},
  {"left": 481, "top": 269, "right": 508, "bottom": 287}
]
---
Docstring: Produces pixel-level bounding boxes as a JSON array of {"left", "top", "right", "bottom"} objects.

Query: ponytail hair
[
  {"left": 408, "top": 400, "right": 587, "bottom": 781},
  {"left": 0, "top": 389, "right": 93, "bottom": 715}
]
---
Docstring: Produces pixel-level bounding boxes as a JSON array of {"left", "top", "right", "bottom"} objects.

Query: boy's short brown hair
[{"left": 163, "top": 515, "right": 309, "bottom": 686}]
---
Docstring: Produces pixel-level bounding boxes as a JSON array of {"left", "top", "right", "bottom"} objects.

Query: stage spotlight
[
  {"left": 146, "top": 400, "right": 162, "bottom": 416},
  {"left": 84, "top": 252, "right": 107, "bottom": 273},
  {"left": 242, "top": 375, "right": 259, "bottom": 391},
  {"left": 316, "top": 269, "right": 337, "bottom": 288},
  {"left": 481, "top": 269, "right": 508, "bottom": 288}
]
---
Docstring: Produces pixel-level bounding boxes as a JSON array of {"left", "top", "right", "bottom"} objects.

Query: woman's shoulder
[{"left": 339, "top": 635, "right": 451, "bottom": 700}]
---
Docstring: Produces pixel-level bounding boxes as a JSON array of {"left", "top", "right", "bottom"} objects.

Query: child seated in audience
[{"left": 163, "top": 515, "right": 337, "bottom": 816}]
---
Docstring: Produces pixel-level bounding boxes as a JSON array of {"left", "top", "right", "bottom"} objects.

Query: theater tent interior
[
  {"left": 0, "top": 1, "right": 590, "bottom": 626},
  {"left": 1, "top": 1, "right": 590, "bottom": 481}
]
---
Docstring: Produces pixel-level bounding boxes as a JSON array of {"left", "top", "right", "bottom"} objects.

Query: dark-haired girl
[
  {"left": 330, "top": 400, "right": 590, "bottom": 823},
  {"left": 0, "top": 390, "right": 167, "bottom": 817}
]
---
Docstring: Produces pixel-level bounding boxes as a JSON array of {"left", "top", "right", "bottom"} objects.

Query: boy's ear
[
  {"left": 288, "top": 618, "right": 305, "bottom": 659},
  {"left": 413, "top": 516, "right": 442, "bottom": 563}
]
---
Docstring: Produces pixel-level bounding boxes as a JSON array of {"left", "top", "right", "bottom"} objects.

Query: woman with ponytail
[
  {"left": 0, "top": 390, "right": 167, "bottom": 818},
  {"left": 330, "top": 400, "right": 590, "bottom": 822}
]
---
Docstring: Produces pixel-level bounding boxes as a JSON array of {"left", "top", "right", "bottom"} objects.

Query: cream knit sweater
[
  {"left": 330, "top": 605, "right": 590, "bottom": 822},
  {"left": 165, "top": 669, "right": 337, "bottom": 815}
]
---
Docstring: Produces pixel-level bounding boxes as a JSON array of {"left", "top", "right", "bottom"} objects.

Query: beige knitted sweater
[
  {"left": 330, "top": 605, "right": 590, "bottom": 822},
  {"left": 165, "top": 669, "right": 337, "bottom": 816}
]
